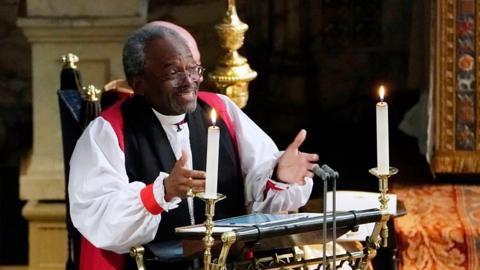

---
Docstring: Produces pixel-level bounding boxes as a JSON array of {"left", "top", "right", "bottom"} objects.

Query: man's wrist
[
  {"left": 272, "top": 165, "right": 289, "bottom": 184},
  {"left": 153, "top": 173, "right": 181, "bottom": 212},
  {"left": 163, "top": 176, "right": 173, "bottom": 202}
]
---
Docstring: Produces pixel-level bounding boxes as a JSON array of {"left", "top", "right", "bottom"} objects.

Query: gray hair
[{"left": 122, "top": 24, "right": 182, "bottom": 82}]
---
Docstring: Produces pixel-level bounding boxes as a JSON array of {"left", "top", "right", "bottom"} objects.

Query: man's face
[{"left": 135, "top": 36, "right": 201, "bottom": 115}]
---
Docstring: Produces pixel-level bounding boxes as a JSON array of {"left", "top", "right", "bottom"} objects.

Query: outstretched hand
[
  {"left": 275, "top": 129, "right": 319, "bottom": 185},
  {"left": 164, "top": 150, "right": 206, "bottom": 201}
]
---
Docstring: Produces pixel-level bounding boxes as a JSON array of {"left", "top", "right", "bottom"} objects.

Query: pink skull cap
[{"left": 148, "top": 21, "right": 201, "bottom": 63}]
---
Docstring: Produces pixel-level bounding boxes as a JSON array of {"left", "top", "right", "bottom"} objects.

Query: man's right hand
[{"left": 164, "top": 151, "right": 206, "bottom": 201}]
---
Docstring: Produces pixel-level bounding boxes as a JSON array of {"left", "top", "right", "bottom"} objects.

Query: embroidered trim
[
  {"left": 263, "top": 179, "right": 288, "bottom": 199},
  {"left": 140, "top": 184, "right": 164, "bottom": 215}
]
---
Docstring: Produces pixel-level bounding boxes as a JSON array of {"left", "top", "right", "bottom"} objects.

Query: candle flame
[
  {"left": 211, "top": 109, "right": 217, "bottom": 126},
  {"left": 379, "top": 86, "right": 385, "bottom": 102}
]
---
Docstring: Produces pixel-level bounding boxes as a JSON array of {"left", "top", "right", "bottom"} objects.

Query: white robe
[{"left": 69, "top": 94, "right": 313, "bottom": 254}]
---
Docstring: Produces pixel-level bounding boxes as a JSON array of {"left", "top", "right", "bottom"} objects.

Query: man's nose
[
  {"left": 179, "top": 67, "right": 202, "bottom": 86},
  {"left": 178, "top": 71, "right": 195, "bottom": 87}
]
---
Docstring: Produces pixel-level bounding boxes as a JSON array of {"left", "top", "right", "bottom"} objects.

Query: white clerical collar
[{"left": 151, "top": 109, "right": 186, "bottom": 126}]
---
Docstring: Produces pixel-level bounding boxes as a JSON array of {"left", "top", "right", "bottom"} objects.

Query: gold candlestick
[
  {"left": 368, "top": 167, "right": 398, "bottom": 247},
  {"left": 196, "top": 192, "right": 226, "bottom": 270}
]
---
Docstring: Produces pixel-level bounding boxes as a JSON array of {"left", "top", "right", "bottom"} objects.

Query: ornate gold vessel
[{"left": 209, "top": 0, "right": 257, "bottom": 108}]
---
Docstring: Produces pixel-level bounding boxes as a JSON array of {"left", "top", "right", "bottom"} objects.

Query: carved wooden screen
[{"left": 432, "top": 0, "right": 480, "bottom": 173}]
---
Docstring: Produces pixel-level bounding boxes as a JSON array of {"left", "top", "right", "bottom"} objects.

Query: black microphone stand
[
  {"left": 313, "top": 164, "right": 329, "bottom": 269},
  {"left": 322, "top": 165, "right": 339, "bottom": 269},
  {"left": 322, "top": 176, "right": 328, "bottom": 269}
]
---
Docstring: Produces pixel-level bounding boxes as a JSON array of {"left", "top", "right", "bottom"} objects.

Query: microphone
[
  {"left": 321, "top": 164, "right": 339, "bottom": 179},
  {"left": 312, "top": 164, "right": 329, "bottom": 181}
]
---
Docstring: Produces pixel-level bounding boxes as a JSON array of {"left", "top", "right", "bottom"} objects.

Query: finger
[
  {"left": 304, "top": 153, "right": 319, "bottom": 162},
  {"left": 188, "top": 170, "right": 206, "bottom": 179},
  {"left": 192, "top": 186, "right": 205, "bottom": 193},
  {"left": 174, "top": 166, "right": 190, "bottom": 179},
  {"left": 175, "top": 177, "right": 190, "bottom": 187},
  {"left": 287, "top": 129, "right": 307, "bottom": 150},
  {"left": 189, "top": 179, "right": 206, "bottom": 189},
  {"left": 192, "top": 180, "right": 205, "bottom": 193},
  {"left": 184, "top": 179, "right": 205, "bottom": 194}
]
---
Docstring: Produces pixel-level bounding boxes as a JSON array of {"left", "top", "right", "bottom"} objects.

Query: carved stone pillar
[
  {"left": 431, "top": 0, "right": 480, "bottom": 173},
  {"left": 17, "top": 1, "right": 146, "bottom": 269}
]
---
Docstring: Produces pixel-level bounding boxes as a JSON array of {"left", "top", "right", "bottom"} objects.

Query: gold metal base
[
  {"left": 369, "top": 166, "right": 398, "bottom": 247},
  {"left": 196, "top": 193, "right": 226, "bottom": 270}
]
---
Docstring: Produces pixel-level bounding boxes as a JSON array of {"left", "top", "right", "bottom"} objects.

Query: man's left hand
[{"left": 275, "top": 129, "right": 319, "bottom": 185}]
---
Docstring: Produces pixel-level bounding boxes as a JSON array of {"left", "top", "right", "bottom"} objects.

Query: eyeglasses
[{"left": 149, "top": 64, "right": 205, "bottom": 86}]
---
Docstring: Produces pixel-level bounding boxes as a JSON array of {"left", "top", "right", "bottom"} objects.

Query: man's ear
[{"left": 130, "top": 76, "right": 145, "bottom": 95}]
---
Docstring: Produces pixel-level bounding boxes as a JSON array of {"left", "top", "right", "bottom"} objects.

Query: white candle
[
  {"left": 376, "top": 86, "right": 389, "bottom": 174},
  {"left": 205, "top": 109, "right": 220, "bottom": 198}
]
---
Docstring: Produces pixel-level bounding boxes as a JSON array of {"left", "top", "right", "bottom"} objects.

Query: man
[{"left": 68, "top": 22, "right": 319, "bottom": 269}]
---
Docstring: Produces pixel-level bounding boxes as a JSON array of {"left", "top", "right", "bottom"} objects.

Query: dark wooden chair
[{"left": 58, "top": 53, "right": 133, "bottom": 270}]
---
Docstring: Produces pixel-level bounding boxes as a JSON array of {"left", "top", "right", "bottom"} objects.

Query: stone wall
[{"left": 0, "top": 0, "right": 30, "bottom": 265}]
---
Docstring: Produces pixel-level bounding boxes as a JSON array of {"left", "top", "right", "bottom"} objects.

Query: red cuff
[
  {"left": 140, "top": 184, "right": 164, "bottom": 215},
  {"left": 263, "top": 179, "right": 288, "bottom": 199}
]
